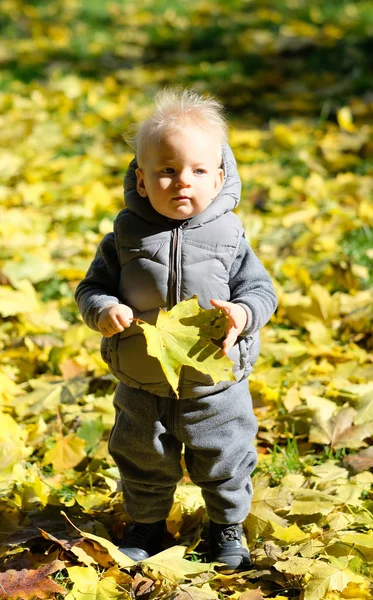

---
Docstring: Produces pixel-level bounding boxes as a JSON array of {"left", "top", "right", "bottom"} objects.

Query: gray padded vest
[{"left": 101, "top": 146, "right": 255, "bottom": 398}]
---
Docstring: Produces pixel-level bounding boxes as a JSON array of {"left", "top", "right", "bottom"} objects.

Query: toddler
[{"left": 75, "top": 89, "right": 277, "bottom": 569}]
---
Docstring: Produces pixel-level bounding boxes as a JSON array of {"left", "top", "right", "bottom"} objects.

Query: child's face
[{"left": 135, "top": 124, "right": 224, "bottom": 220}]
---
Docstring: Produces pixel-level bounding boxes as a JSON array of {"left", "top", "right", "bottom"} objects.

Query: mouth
[{"left": 172, "top": 196, "right": 191, "bottom": 201}]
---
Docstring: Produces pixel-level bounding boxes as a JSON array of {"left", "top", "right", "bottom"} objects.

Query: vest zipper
[
  {"left": 168, "top": 222, "right": 186, "bottom": 309},
  {"left": 168, "top": 221, "right": 187, "bottom": 398}
]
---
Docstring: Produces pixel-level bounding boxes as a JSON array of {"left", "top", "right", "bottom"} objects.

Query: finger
[
  {"left": 116, "top": 312, "right": 132, "bottom": 329},
  {"left": 111, "top": 315, "right": 126, "bottom": 331},
  {"left": 223, "top": 329, "right": 239, "bottom": 354},
  {"left": 104, "top": 317, "right": 125, "bottom": 334},
  {"left": 210, "top": 298, "right": 231, "bottom": 312},
  {"left": 102, "top": 328, "right": 113, "bottom": 338},
  {"left": 223, "top": 340, "right": 236, "bottom": 355},
  {"left": 222, "top": 340, "right": 234, "bottom": 355},
  {"left": 98, "top": 306, "right": 117, "bottom": 325}
]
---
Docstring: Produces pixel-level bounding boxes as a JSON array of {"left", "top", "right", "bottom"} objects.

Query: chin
[
  {"left": 172, "top": 214, "right": 191, "bottom": 220},
  {"left": 169, "top": 208, "right": 194, "bottom": 219}
]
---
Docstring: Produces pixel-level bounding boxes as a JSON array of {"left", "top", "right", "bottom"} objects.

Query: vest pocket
[
  {"left": 101, "top": 336, "right": 110, "bottom": 365},
  {"left": 101, "top": 335, "right": 120, "bottom": 372}
]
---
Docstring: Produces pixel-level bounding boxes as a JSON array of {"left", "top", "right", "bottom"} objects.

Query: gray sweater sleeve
[
  {"left": 74, "top": 232, "right": 121, "bottom": 331},
  {"left": 230, "top": 236, "right": 277, "bottom": 336}
]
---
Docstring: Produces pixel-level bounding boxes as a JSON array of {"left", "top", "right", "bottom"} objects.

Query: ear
[
  {"left": 214, "top": 168, "right": 224, "bottom": 194},
  {"left": 136, "top": 168, "right": 148, "bottom": 198}
]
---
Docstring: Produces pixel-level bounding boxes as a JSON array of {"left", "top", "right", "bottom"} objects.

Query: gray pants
[{"left": 108, "top": 379, "right": 258, "bottom": 524}]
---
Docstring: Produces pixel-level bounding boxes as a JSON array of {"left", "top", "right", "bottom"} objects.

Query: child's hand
[
  {"left": 210, "top": 299, "right": 248, "bottom": 355},
  {"left": 97, "top": 304, "right": 134, "bottom": 338}
]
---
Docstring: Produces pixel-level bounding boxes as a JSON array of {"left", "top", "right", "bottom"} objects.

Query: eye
[
  {"left": 195, "top": 168, "right": 206, "bottom": 175},
  {"left": 161, "top": 167, "right": 175, "bottom": 174}
]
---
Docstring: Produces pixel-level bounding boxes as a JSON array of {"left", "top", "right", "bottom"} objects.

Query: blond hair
[{"left": 126, "top": 88, "right": 228, "bottom": 165}]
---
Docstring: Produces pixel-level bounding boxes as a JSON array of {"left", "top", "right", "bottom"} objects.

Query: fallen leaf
[
  {"left": 271, "top": 522, "right": 310, "bottom": 544},
  {"left": 0, "top": 563, "right": 67, "bottom": 600},
  {"left": 304, "top": 560, "right": 366, "bottom": 600},
  {"left": 65, "top": 566, "right": 127, "bottom": 600},
  {"left": 42, "top": 433, "right": 87, "bottom": 471},
  {"left": 309, "top": 406, "right": 373, "bottom": 450},
  {"left": 0, "top": 412, "right": 30, "bottom": 479},
  {"left": 172, "top": 583, "right": 220, "bottom": 599},
  {"left": 343, "top": 447, "right": 373, "bottom": 473},
  {"left": 0, "top": 280, "right": 39, "bottom": 317},
  {"left": 274, "top": 556, "right": 314, "bottom": 575},
  {"left": 142, "top": 545, "right": 212, "bottom": 581},
  {"left": 354, "top": 390, "right": 373, "bottom": 425},
  {"left": 132, "top": 573, "right": 155, "bottom": 598},
  {"left": 59, "top": 512, "right": 135, "bottom": 569},
  {"left": 245, "top": 484, "right": 289, "bottom": 541},
  {"left": 289, "top": 489, "right": 340, "bottom": 516},
  {"left": 307, "top": 461, "right": 348, "bottom": 483},
  {"left": 263, "top": 541, "right": 283, "bottom": 561}
]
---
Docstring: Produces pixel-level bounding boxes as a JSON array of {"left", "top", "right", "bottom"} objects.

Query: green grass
[
  {"left": 257, "top": 433, "right": 305, "bottom": 486},
  {"left": 342, "top": 226, "right": 373, "bottom": 287}
]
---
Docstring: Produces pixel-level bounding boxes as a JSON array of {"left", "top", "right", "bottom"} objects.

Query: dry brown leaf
[
  {"left": 331, "top": 407, "right": 355, "bottom": 447},
  {"left": 132, "top": 573, "right": 155, "bottom": 598},
  {"left": 343, "top": 447, "right": 373, "bottom": 473},
  {"left": 332, "top": 407, "right": 373, "bottom": 450},
  {"left": 60, "top": 358, "right": 88, "bottom": 380},
  {"left": 72, "top": 539, "right": 115, "bottom": 569},
  {"left": 0, "top": 563, "right": 67, "bottom": 600},
  {"left": 39, "top": 528, "right": 76, "bottom": 551},
  {"left": 263, "top": 541, "right": 283, "bottom": 561}
]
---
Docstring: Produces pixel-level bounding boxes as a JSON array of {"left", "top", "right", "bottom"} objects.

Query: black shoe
[
  {"left": 209, "top": 522, "right": 251, "bottom": 570},
  {"left": 119, "top": 520, "right": 166, "bottom": 561}
]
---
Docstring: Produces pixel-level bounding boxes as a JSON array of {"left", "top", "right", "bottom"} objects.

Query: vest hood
[{"left": 123, "top": 144, "right": 241, "bottom": 228}]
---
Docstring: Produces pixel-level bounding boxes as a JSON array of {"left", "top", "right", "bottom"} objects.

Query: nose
[{"left": 175, "top": 169, "right": 192, "bottom": 188}]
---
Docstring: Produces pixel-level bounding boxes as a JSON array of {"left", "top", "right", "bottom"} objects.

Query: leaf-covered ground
[{"left": 0, "top": 1, "right": 372, "bottom": 599}]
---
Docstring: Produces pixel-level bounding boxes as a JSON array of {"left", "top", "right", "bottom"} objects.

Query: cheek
[{"left": 157, "top": 179, "right": 172, "bottom": 191}]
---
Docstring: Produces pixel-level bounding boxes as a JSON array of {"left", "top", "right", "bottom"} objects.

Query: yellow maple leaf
[
  {"left": 139, "top": 297, "right": 235, "bottom": 397},
  {"left": 65, "top": 566, "right": 127, "bottom": 600},
  {"left": 42, "top": 433, "right": 87, "bottom": 471},
  {"left": 0, "top": 413, "right": 30, "bottom": 478},
  {"left": 142, "top": 545, "right": 211, "bottom": 581},
  {"left": 0, "top": 370, "right": 19, "bottom": 406},
  {"left": 0, "top": 280, "right": 39, "bottom": 317},
  {"left": 271, "top": 522, "right": 310, "bottom": 544},
  {"left": 304, "top": 560, "right": 366, "bottom": 600}
]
